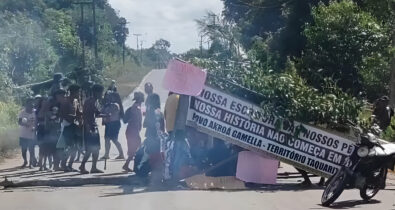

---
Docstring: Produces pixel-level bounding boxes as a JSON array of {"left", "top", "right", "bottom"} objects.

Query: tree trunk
[{"left": 389, "top": 30, "right": 395, "bottom": 107}]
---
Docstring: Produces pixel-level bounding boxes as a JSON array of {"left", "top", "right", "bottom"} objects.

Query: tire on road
[{"left": 321, "top": 168, "right": 348, "bottom": 207}]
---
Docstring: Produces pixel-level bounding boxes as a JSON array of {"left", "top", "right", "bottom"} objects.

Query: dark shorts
[
  {"left": 63, "top": 124, "right": 82, "bottom": 147},
  {"left": 38, "top": 132, "right": 59, "bottom": 155},
  {"left": 39, "top": 142, "right": 57, "bottom": 156},
  {"left": 84, "top": 127, "right": 101, "bottom": 150},
  {"left": 19, "top": 138, "right": 34, "bottom": 149},
  {"left": 104, "top": 121, "right": 121, "bottom": 140}
]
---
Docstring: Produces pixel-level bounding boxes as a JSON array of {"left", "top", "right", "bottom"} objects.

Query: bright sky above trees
[{"left": 108, "top": 0, "right": 224, "bottom": 53}]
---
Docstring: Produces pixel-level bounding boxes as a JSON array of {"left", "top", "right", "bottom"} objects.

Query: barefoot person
[
  {"left": 37, "top": 90, "right": 64, "bottom": 171},
  {"left": 101, "top": 92, "right": 124, "bottom": 160},
  {"left": 58, "top": 84, "right": 82, "bottom": 171},
  {"left": 18, "top": 98, "right": 37, "bottom": 168},
  {"left": 52, "top": 89, "right": 68, "bottom": 171},
  {"left": 79, "top": 84, "right": 105, "bottom": 174},
  {"left": 143, "top": 93, "right": 165, "bottom": 183},
  {"left": 122, "top": 91, "right": 144, "bottom": 172}
]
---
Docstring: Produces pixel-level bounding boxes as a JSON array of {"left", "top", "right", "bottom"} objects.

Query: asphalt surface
[{"left": 1, "top": 69, "right": 395, "bottom": 210}]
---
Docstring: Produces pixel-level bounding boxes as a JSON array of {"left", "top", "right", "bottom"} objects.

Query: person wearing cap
[
  {"left": 122, "top": 91, "right": 145, "bottom": 172},
  {"left": 100, "top": 91, "right": 125, "bottom": 160}
]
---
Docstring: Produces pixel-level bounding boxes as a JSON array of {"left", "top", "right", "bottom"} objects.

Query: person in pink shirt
[
  {"left": 122, "top": 91, "right": 144, "bottom": 172},
  {"left": 18, "top": 98, "right": 37, "bottom": 168}
]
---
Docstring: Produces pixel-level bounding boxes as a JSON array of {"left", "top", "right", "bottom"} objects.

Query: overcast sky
[{"left": 108, "top": 0, "right": 224, "bottom": 54}]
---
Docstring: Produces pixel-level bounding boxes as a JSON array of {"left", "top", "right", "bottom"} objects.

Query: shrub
[{"left": 0, "top": 102, "right": 20, "bottom": 158}]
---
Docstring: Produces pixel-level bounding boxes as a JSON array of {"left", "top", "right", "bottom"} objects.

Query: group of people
[
  {"left": 17, "top": 73, "right": 171, "bottom": 176},
  {"left": 18, "top": 73, "right": 245, "bottom": 185}
]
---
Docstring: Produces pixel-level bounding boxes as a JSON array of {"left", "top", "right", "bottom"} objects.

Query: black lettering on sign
[
  {"left": 307, "top": 158, "right": 337, "bottom": 174},
  {"left": 266, "top": 143, "right": 306, "bottom": 164},
  {"left": 200, "top": 89, "right": 228, "bottom": 108},
  {"left": 192, "top": 113, "right": 209, "bottom": 126},
  {"left": 193, "top": 99, "right": 222, "bottom": 120}
]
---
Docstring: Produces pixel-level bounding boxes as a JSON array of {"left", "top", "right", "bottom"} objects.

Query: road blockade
[{"left": 186, "top": 85, "right": 357, "bottom": 177}]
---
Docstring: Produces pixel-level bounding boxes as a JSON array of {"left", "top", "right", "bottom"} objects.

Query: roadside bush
[
  {"left": 242, "top": 61, "right": 364, "bottom": 126},
  {"left": 0, "top": 101, "right": 20, "bottom": 158},
  {"left": 382, "top": 117, "right": 395, "bottom": 142}
]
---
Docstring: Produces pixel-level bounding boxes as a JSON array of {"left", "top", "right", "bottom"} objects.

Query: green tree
[
  {"left": 221, "top": 0, "right": 329, "bottom": 70},
  {"left": 0, "top": 12, "right": 58, "bottom": 85},
  {"left": 196, "top": 12, "right": 242, "bottom": 61},
  {"left": 299, "top": 0, "right": 391, "bottom": 100},
  {"left": 148, "top": 39, "right": 172, "bottom": 69}
]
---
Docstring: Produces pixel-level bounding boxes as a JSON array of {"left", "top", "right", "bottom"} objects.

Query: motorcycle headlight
[{"left": 357, "top": 146, "right": 369, "bottom": 157}]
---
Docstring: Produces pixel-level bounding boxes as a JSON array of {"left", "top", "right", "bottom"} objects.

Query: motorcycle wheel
[
  {"left": 321, "top": 168, "right": 348, "bottom": 207},
  {"left": 360, "top": 167, "right": 387, "bottom": 201}
]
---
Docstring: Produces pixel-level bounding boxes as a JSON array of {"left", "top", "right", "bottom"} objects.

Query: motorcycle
[{"left": 321, "top": 129, "right": 395, "bottom": 207}]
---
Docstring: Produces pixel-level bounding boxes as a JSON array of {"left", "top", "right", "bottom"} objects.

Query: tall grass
[{"left": 0, "top": 102, "right": 20, "bottom": 159}]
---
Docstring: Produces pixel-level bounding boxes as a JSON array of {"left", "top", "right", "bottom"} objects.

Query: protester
[
  {"left": 373, "top": 96, "right": 394, "bottom": 130},
  {"left": 79, "top": 84, "right": 105, "bottom": 174},
  {"left": 144, "top": 93, "right": 163, "bottom": 138},
  {"left": 37, "top": 89, "right": 64, "bottom": 171},
  {"left": 18, "top": 98, "right": 37, "bottom": 168},
  {"left": 75, "top": 79, "right": 94, "bottom": 162},
  {"left": 101, "top": 92, "right": 124, "bottom": 160},
  {"left": 34, "top": 95, "right": 44, "bottom": 116},
  {"left": 144, "top": 82, "right": 154, "bottom": 105},
  {"left": 51, "top": 89, "right": 68, "bottom": 171},
  {"left": 49, "top": 73, "right": 64, "bottom": 97},
  {"left": 108, "top": 80, "right": 117, "bottom": 92},
  {"left": 143, "top": 82, "right": 154, "bottom": 117},
  {"left": 122, "top": 91, "right": 144, "bottom": 172},
  {"left": 164, "top": 92, "right": 179, "bottom": 135},
  {"left": 82, "top": 79, "right": 94, "bottom": 99},
  {"left": 143, "top": 93, "right": 164, "bottom": 182},
  {"left": 57, "top": 84, "right": 82, "bottom": 171},
  {"left": 36, "top": 96, "right": 50, "bottom": 171},
  {"left": 162, "top": 92, "right": 194, "bottom": 180},
  {"left": 33, "top": 95, "right": 44, "bottom": 163}
]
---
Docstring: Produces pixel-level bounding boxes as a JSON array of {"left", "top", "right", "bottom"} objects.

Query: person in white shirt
[{"left": 18, "top": 98, "right": 37, "bottom": 168}]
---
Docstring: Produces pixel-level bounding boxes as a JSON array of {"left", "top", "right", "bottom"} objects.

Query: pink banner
[
  {"left": 162, "top": 59, "right": 207, "bottom": 96},
  {"left": 236, "top": 151, "right": 278, "bottom": 184}
]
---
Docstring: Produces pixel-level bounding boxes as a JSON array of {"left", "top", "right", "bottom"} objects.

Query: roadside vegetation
[
  {"left": 0, "top": 0, "right": 172, "bottom": 158},
  {"left": 184, "top": 0, "right": 394, "bottom": 139}
]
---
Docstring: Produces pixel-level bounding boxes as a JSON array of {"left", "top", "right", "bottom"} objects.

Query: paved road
[{"left": 1, "top": 69, "right": 395, "bottom": 210}]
